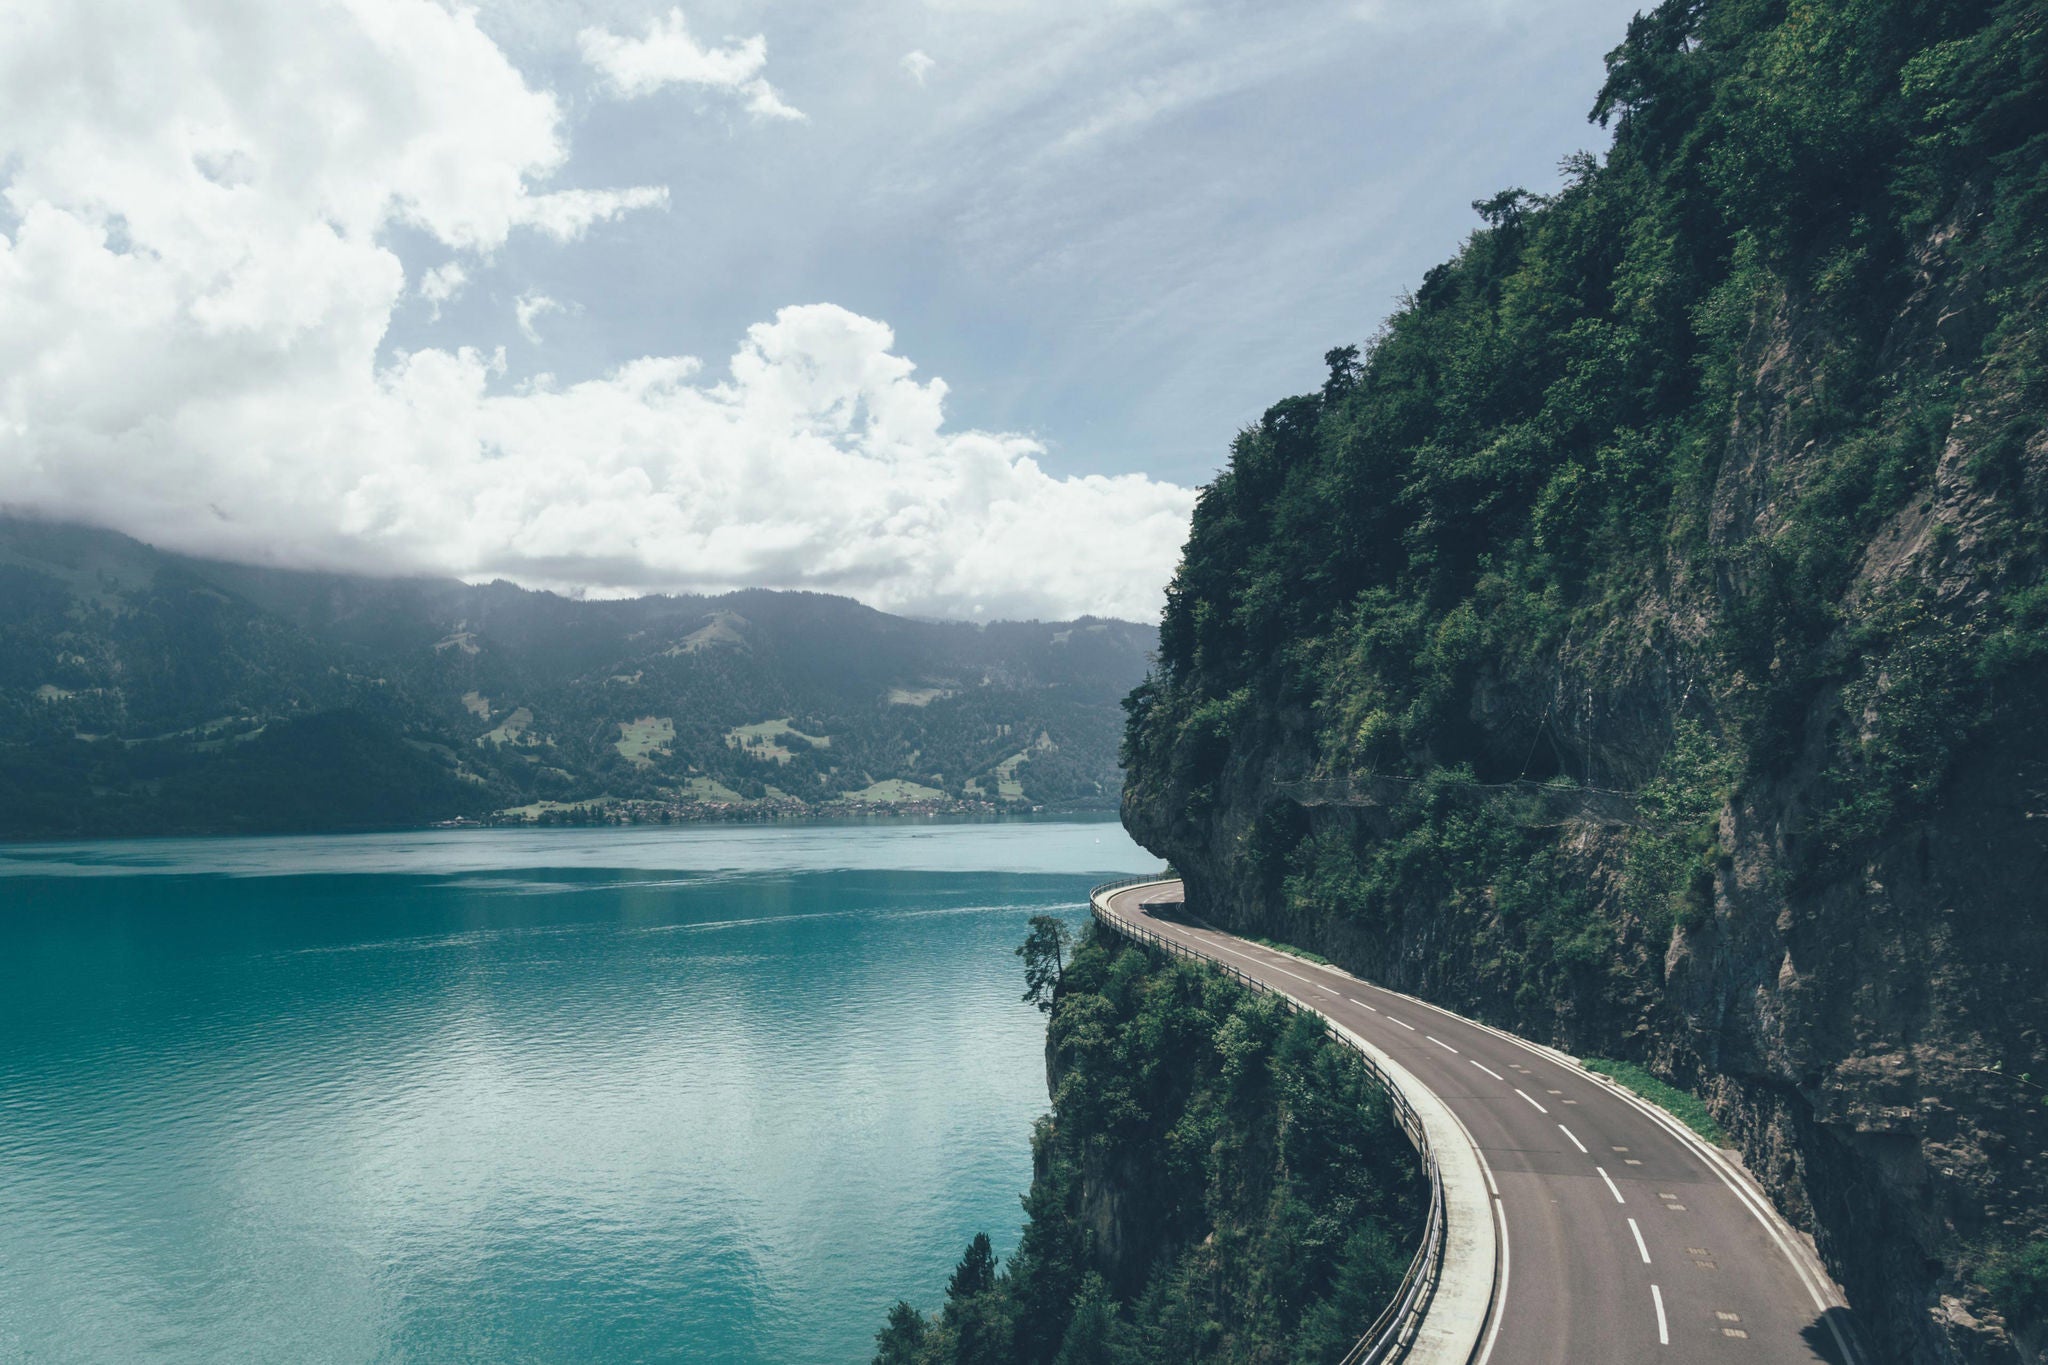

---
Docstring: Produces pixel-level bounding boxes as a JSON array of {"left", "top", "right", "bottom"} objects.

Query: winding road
[{"left": 1095, "top": 880, "right": 1868, "bottom": 1365}]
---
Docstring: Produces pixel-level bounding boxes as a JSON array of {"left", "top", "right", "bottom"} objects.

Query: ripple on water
[{"left": 0, "top": 823, "right": 1151, "bottom": 1363}]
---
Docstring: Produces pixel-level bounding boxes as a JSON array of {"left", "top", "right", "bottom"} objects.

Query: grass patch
[
  {"left": 496, "top": 797, "right": 614, "bottom": 819},
  {"left": 971, "top": 733, "right": 1056, "bottom": 800},
  {"left": 989, "top": 751, "right": 1028, "bottom": 799},
  {"left": 676, "top": 776, "right": 745, "bottom": 803},
  {"left": 614, "top": 716, "right": 674, "bottom": 766},
  {"left": 665, "top": 610, "right": 749, "bottom": 655},
  {"left": 1584, "top": 1059, "right": 1727, "bottom": 1144},
  {"left": 885, "top": 686, "right": 953, "bottom": 706},
  {"left": 725, "top": 718, "right": 830, "bottom": 764},
  {"left": 478, "top": 706, "right": 534, "bottom": 746},
  {"left": 837, "top": 779, "right": 945, "bottom": 804},
  {"left": 1244, "top": 934, "right": 1335, "bottom": 966}
]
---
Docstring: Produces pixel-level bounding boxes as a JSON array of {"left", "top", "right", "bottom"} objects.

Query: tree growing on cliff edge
[
  {"left": 874, "top": 1302, "right": 929, "bottom": 1365},
  {"left": 1017, "top": 916, "right": 1073, "bottom": 1012}
]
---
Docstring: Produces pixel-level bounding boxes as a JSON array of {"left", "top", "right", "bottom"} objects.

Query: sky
[{"left": 0, "top": 0, "right": 1641, "bottom": 622}]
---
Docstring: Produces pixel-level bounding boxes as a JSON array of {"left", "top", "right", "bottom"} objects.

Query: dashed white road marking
[
  {"left": 1629, "top": 1218, "right": 1651, "bottom": 1264},
  {"left": 1597, "top": 1166, "right": 1627, "bottom": 1204},
  {"left": 1109, "top": 889, "right": 1869, "bottom": 1365},
  {"left": 1558, "top": 1124, "right": 1587, "bottom": 1153},
  {"left": 1652, "top": 1284, "right": 1670, "bottom": 1345},
  {"left": 1428, "top": 1035, "right": 1459, "bottom": 1053},
  {"left": 1387, "top": 1016, "right": 1416, "bottom": 1031},
  {"left": 1348, "top": 998, "right": 1379, "bottom": 1012},
  {"left": 1515, "top": 1088, "right": 1549, "bottom": 1113}
]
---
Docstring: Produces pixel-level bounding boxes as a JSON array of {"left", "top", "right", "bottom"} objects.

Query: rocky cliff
[{"left": 1121, "top": 3, "right": 2048, "bottom": 1360}]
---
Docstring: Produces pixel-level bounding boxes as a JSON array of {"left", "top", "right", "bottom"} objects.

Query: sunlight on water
[{"left": 0, "top": 820, "right": 1153, "bottom": 1364}]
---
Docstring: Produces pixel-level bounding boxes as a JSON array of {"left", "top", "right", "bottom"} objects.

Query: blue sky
[{"left": 0, "top": 0, "right": 1641, "bottom": 619}]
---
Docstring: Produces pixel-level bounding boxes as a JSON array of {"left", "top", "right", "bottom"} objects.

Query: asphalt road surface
[{"left": 1099, "top": 881, "right": 1867, "bottom": 1365}]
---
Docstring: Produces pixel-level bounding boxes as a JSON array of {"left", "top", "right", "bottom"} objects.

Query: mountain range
[{"left": 0, "top": 516, "right": 1154, "bottom": 838}]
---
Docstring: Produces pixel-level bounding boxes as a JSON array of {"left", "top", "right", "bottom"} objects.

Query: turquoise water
[{"left": 0, "top": 821, "right": 1152, "bottom": 1363}]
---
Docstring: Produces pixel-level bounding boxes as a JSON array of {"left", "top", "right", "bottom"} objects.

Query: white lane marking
[
  {"left": 1475, "top": 1191, "right": 1511, "bottom": 1365},
  {"left": 1428, "top": 1035, "right": 1459, "bottom": 1053},
  {"left": 1302, "top": 928, "right": 1869, "bottom": 1365},
  {"left": 1514, "top": 1088, "right": 1549, "bottom": 1113},
  {"left": 1348, "top": 998, "right": 1379, "bottom": 1011},
  {"left": 1294, "top": 929, "right": 1875, "bottom": 1365},
  {"left": 1629, "top": 1217, "right": 1651, "bottom": 1264},
  {"left": 1576, "top": 1069, "right": 1867, "bottom": 1365},
  {"left": 1444, "top": 1099, "right": 1509, "bottom": 1365},
  {"left": 1470, "top": 1060, "right": 1504, "bottom": 1080},
  {"left": 1387, "top": 1016, "right": 1416, "bottom": 1031},
  {"left": 1112, "top": 890, "right": 1867, "bottom": 1365},
  {"left": 1597, "top": 1166, "right": 1626, "bottom": 1204},
  {"left": 1558, "top": 1124, "right": 1587, "bottom": 1153},
  {"left": 1651, "top": 1284, "right": 1669, "bottom": 1345}
]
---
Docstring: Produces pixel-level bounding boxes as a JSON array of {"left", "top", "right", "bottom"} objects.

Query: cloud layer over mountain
[{"left": 0, "top": 0, "right": 1194, "bottom": 621}]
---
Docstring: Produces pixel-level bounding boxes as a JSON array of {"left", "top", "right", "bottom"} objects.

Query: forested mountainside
[
  {"left": 1120, "top": 1, "right": 2048, "bottom": 1361},
  {"left": 0, "top": 517, "right": 1152, "bottom": 837},
  {"left": 874, "top": 923, "right": 1424, "bottom": 1365}
]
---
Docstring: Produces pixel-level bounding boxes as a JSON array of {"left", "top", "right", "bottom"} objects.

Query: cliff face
[
  {"left": 1120, "top": 3, "right": 2048, "bottom": 1361},
  {"left": 1127, "top": 406, "right": 2048, "bottom": 1363},
  {"left": 875, "top": 926, "right": 1424, "bottom": 1365}
]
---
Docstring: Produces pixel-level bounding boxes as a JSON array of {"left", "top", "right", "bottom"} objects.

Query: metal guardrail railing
[{"left": 1088, "top": 877, "right": 1448, "bottom": 1365}]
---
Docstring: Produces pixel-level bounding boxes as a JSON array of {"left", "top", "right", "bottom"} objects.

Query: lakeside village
[{"left": 435, "top": 792, "right": 1059, "bottom": 829}]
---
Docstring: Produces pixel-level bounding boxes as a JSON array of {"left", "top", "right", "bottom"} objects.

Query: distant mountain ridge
[{"left": 0, "top": 516, "right": 1155, "bottom": 838}]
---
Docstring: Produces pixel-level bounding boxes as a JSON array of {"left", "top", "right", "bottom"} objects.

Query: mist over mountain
[{"left": 0, "top": 516, "right": 1153, "bottom": 838}]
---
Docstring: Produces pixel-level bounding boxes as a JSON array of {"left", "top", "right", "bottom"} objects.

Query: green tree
[
  {"left": 1053, "top": 1273, "right": 1119, "bottom": 1365},
  {"left": 873, "top": 1301, "right": 929, "bottom": 1365},
  {"left": 1985, "top": 1240, "right": 2048, "bottom": 1330},
  {"left": 1017, "top": 915, "right": 1074, "bottom": 1012},
  {"left": 943, "top": 1233, "right": 1012, "bottom": 1365},
  {"left": 947, "top": 1232, "right": 998, "bottom": 1300}
]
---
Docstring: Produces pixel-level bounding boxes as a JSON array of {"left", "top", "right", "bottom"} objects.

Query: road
[{"left": 1097, "top": 881, "right": 1866, "bottom": 1365}]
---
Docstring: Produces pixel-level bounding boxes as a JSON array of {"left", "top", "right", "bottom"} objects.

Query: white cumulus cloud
[
  {"left": 419, "top": 261, "right": 469, "bottom": 315},
  {"left": 514, "top": 292, "right": 562, "bottom": 342},
  {"left": 0, "top": 0, "right": 1191, "bottom": 621},
  {"left": 519, "top": 184, "right": 673, "bottom": 240},
  {"left": 580, "top": 8, "right": 805, "bottom": 120}
]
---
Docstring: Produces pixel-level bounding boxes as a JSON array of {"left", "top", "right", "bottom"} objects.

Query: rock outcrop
[{"left": 1119, "top": 5, "right": 2048, "bottom": 1359}]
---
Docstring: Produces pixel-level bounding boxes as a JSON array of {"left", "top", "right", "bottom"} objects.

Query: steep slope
[
  {"left": 0, "top": 517, "right": 1153, "bottom": 836},
  {"left": 874, "top": 923, "right": 1424, "bottom": 1365},
  {"left": 1120, "top": 3, "right": 2047, "bottom": 1361}
]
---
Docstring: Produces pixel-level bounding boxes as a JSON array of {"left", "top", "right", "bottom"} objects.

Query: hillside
[
  {"left": 875, "top": 922, "right": 1424, "bottom": 1365},
  {"left": 0, "top": 517, "right": 1153, "bottom": 837},
  {"left": 1120, "top": 2, "right": 2047, "bottom": 1362}
]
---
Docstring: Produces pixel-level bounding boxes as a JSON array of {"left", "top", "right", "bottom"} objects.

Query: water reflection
[{"left": 0, "top": 823, "right": 1151, "bottom": 1363}]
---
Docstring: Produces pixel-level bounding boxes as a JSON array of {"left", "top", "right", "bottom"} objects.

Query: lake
[{"left": 0, "top": 820, "right": 1154, "bottom": 1363}]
